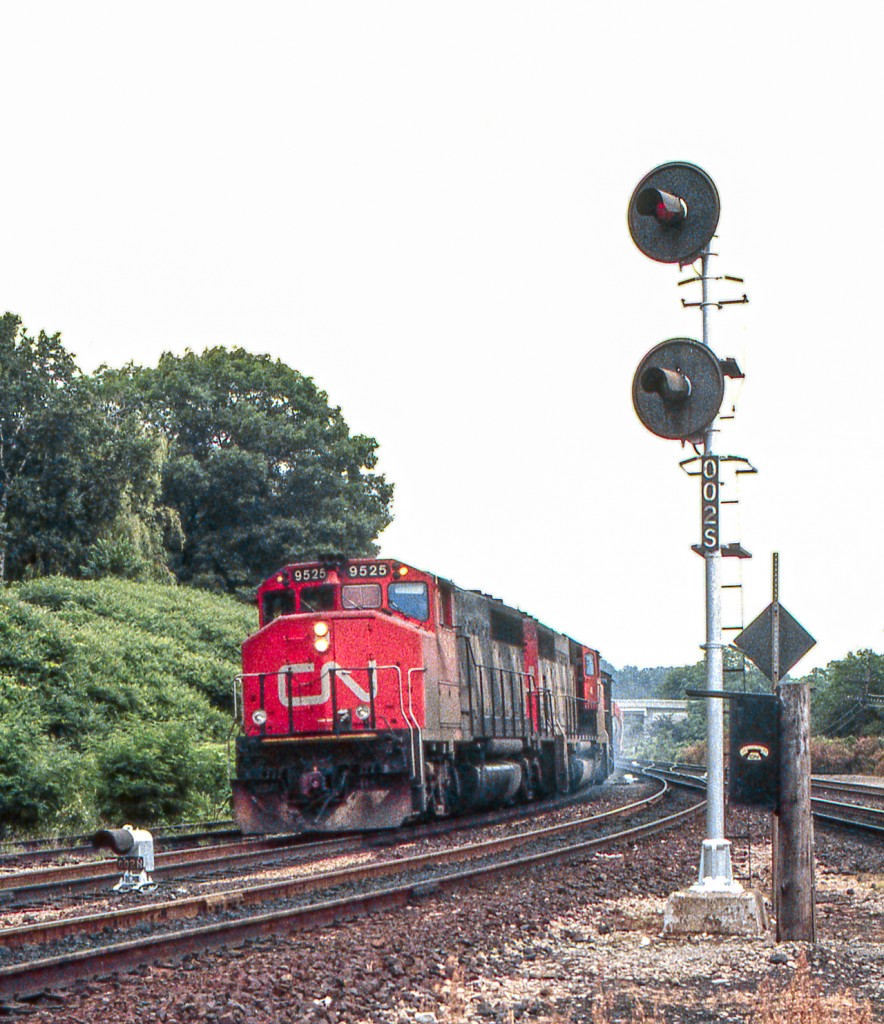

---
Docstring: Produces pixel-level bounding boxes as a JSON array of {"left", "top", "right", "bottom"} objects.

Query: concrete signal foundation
[{"left": 663, "top": 888, "right": 769, "bottom": 937}]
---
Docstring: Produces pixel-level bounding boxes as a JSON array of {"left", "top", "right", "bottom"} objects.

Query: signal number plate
[{"left": 700, "top": 456, "right": 720, "bottom": 552}]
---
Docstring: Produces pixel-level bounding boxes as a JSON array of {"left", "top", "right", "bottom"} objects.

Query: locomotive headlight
[
  {"left": 252, "top": 709, "right": 267, "bottom": 726},
  {"left": 313, "top": 621, "right": 330, "bottom": 652},
  {"left": 355, "top": 704, "right": 371, "bottom": 722}
]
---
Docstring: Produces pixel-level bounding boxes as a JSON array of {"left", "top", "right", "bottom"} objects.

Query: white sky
[{"left": 1, "top": 3, "right": 881, "bottom": 673}]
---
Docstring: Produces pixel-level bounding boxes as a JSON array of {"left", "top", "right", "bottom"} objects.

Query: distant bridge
[{"left": 616, "top": 699, "right": 689, "bottom": 753}]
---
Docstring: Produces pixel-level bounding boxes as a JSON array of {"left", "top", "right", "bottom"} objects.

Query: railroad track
[
  {"left": 0, "top": 833, "right": 350, "bottom": 904},
  {"left": 624, "top": 759, "right": 884, "bottom": 835},
  {"left": 0, "top": 778, "right": 702, "bottom": 999},
  {"left": 0, "top": 780, "right": 653, "bottom": 905},
  {"left": 0, "top": 821, "right": 239, "bottom": 871}
]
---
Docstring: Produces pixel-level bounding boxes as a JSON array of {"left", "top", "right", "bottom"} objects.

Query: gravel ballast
[{"left": 8, "top": 803, "right": 884, "bottom": 1023}]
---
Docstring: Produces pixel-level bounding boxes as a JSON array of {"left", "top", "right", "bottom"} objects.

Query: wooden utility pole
[{"left": 775, "top": 679, "right": 816, "bottom": 941}]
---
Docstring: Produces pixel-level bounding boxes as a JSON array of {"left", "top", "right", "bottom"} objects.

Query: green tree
[
  {"left": 96, "top": 348, "right": 394, "bottom": 591},
  {"left": 657, "top": 661, "right": 706, "bottom": 699},
  {"left": 809, "top": 650, "right": 884, "bottom": 737},
  {"left": 0, "top": 314, "right": 77, "bottom": 581},
  {"left": 6, "top": 376, "right": 172, "bottom": 582},
  {"left": 611, "top": 665, "right": 670, "bottom": 700},
  {"left": 0, "top": 313, "right": 173, "bottom": 583},
  {"left": 657, "top": 652, "right": 769, "bottom": 699}
]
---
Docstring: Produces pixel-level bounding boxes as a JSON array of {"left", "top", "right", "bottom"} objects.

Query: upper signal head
[{"left": 628, "top": 162, "right": 720, "bottom": 264}]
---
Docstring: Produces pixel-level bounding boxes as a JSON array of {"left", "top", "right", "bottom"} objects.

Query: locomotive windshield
[
  {"left": 342, "top": 583, "right": 383, "bottom": 610},
  {"left": 258, "top": 562, "right": 433, "bottom": 625},
  {"left": 388, "top": 582, "right": 429, "bottom": 621}
]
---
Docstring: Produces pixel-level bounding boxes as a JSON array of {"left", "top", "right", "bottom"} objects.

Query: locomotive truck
[{"left": 232, "top": 557, "right": 614, "bottom": 834}]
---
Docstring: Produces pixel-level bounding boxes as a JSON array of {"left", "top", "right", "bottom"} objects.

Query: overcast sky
[{"left": 2, "top": 3, "right": 881, "bottom": 673}]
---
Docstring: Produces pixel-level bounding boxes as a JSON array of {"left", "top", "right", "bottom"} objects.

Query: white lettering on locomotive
[{"left": 277, "top": 661, "right": 379, "bottom": 707}]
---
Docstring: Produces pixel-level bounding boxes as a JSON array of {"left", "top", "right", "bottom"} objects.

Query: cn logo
[{"left": 277, "top": 662, "right": 378, "bottom": 708}]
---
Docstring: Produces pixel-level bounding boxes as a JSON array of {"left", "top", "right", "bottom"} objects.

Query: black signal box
[{"left": 728, "top": 693, "right": 780, "bottom": 810}]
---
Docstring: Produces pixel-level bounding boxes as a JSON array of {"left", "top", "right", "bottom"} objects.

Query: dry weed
[
  {"left": 590, "top": 986, "right": 667, "bottom": 1024},
  {"left": 748, "top": 951, "right": 876, "bottom": 1023}
]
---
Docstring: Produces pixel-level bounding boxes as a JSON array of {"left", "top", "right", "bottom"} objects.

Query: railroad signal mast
[{"left": 627, "top": 162, "right": 749, "bottom": 896}]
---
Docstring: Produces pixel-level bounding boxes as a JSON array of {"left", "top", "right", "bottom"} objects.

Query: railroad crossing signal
[{"left": 628, "top": 162, "right": 721, "bottom": 265}]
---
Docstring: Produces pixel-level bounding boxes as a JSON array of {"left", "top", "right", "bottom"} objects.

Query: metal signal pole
[{"left": 696, "top": 247, "right": 736, "bottom": 889}]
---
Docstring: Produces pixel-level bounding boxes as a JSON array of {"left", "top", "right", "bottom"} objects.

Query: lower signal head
[{"left": 632, "top": 338, "right": 725, "bottom": 441}]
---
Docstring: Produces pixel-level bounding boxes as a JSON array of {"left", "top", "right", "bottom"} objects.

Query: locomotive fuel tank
[{"left": 458, "top": 761, "right": 523, "bottom": 811}]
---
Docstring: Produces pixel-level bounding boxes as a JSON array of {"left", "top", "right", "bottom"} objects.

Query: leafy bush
[
  {"left": 93, "top": 722, "right": 202, "bottom": 823},
  {"left": 0, "top": 577, "right": 253, "bottom": 833},
  {"left": 0, "top": 713, "right": 79, "bottom": 832},
  {"left": 678, "top": 740, "right": 707, "bottom": 766}
]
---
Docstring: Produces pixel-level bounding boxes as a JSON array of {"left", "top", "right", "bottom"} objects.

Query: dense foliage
[
  {"left": 806, "top": 649, "right": 884, "bottom": 737},
  {"left": 0, "top": 315, "right": 393, "bottom": 590},
  {"left": 95, "top": 347, "right": 393, "bottom": 592},
  {"left": 0, "top": 577, "right": 252, "bottom": 833},
  {"left": 0, "top": 314, "right": 167, "bottom": 584},
  {"left": 610, "top": 664, "right": 669, "bottom": 700}
]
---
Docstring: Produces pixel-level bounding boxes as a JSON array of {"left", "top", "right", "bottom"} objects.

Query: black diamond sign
[{"left": 734, "top": 603, "right": 816, "bottom": 682}]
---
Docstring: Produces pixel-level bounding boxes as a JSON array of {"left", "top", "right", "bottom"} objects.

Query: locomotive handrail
[
  {"left": 458, "top": 635, "right": 542, "bottom": 739},
  {"left": 407, "top": 667, "right": 427, "bottom": 790}
]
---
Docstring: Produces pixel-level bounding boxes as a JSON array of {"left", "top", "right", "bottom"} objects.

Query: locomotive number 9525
[{"left": 346, "top": 562, "right": 390, "bottom": 578}]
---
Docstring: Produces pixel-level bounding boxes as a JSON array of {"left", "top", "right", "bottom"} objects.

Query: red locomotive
[{"left": 232, "top": 557, "right": 614, "bottom": 834}]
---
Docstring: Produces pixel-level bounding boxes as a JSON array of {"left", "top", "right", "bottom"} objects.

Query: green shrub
[
  {"left": 0, "top": 577, "right": 253, "bottom": 833},
  {"left": 93, "top": 721, "right": 202, "bottom": 824},
  {"left": 0, "top": 713, "right": 78, "bottom": 832}
]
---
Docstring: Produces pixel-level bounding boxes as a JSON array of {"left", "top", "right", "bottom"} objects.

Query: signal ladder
[{"left": 715, "top": 455, "right": 757, "bottom": 693}]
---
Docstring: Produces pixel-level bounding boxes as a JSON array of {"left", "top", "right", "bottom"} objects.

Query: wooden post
[{"left": 775, "top": 680, "right": 816, "bottom": 942}]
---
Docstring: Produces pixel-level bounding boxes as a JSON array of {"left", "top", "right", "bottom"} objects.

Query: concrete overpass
[{"left": 616, "top": 699, "right": 689, "bottom": 754}]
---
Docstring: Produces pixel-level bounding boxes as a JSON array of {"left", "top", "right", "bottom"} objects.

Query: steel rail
[
  {"left": 637, "top": 760, "right": 884, "bottom": 835},
  {"left": 0, "top": 781, "right": 641, "bottom": 903},
  {"left": 0, "top": 834, "right": 350, "bottom": 901},
  {"left": 0, "top": 784, "right": 700, "bottom": 999},
  {"left": 810, "top": 777, "right": 884, "bottom": 800},
  {"left": 0, "top": 780, "right": 669, "bottom": 950},
  {"left": 0, "top": 822, "right": 236, "bottom": 861}
]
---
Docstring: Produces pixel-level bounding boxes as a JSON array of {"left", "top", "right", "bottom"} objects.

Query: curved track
[
  {"left": 0, "top": 778, "right": 702, "bottom": 998},
  {"left": 625, "top": 759, "right": 884, "bottom": 835}
]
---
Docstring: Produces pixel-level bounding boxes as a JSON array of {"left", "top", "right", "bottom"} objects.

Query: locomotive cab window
[
  {"left": 262, "top": 590, "right": 295, "bottom": 623},
  {"left": 342, "top": 583, "right": 382, "bottom": 610},
  {"left": 300, "top": 585, "right": 336, "bottom": 612},
  {"left": 584, "top": 652, "right": 597, "bottom": 675},
  {"left": 388, "top": 581, "right": 429, "bottom": 621}
]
